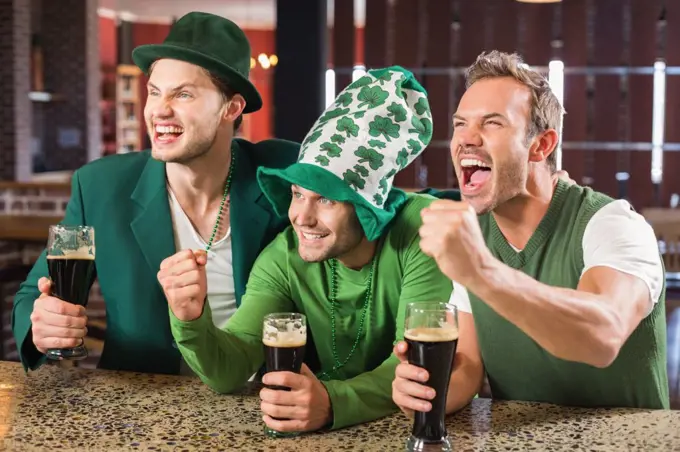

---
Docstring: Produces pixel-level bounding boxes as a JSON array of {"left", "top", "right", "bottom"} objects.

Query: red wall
[
  {"left": 242, "top": 29, "right": 275, "bottom": 143},
  {"left": 99, "top": 17, "right": 117, "bottom": 69}
]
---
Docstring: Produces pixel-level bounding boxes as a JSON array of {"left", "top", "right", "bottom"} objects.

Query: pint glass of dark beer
[
  {"left": 262, "top": 312, "right": 306, "bottom": 438},
  {"left": 45, "top": 225, "right": 96, "bottom": 360},
  {"left": 404, "top": 302, "right": 458, "bottom": 452}
]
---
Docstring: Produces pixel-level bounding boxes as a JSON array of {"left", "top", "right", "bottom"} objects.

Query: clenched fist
[
  {"left": 419, "top": 200, "right": 493, "bottom": 287},
  {"left": 157, "top": 249, "right": 208, "bottom": 321}
]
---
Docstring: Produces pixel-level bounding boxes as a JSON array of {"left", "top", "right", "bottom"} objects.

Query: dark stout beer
[
  {"left": 261, "top": 312, "right": 306, "bottom": 438},
  {"left": 47, "top": 253, "right": 96, "bottom": 307},
  {"left": 405, "top": 326, "right": 459, "bottom": 444},
  {"left": 263, "top": 336, "right": 306, "bottom": 391}
]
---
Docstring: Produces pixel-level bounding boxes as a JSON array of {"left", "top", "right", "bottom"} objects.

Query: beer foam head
[
  {"left": 404, "top": 326, "right": 459, "bottom": 342},
  {"left": 47, "top": 248, "right": 95, "bottom": 260},
  {"left": 263, "top": 321, "right": 306, "bottom": 347}
]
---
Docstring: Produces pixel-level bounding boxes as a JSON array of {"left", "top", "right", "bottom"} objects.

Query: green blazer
[{"left": 12, "top": 138, "right": 300, "bottom": 375}]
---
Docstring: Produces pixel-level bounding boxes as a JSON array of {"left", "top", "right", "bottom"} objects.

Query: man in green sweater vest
[
  {"left": 12, "top": 12, "right": 300, "bottom": 375},
  {"left": 163, "top": 67, "right": 456, "bottom": 432},
  {"left": 393, "top": 50, "right": 669, "bottom": 415}
]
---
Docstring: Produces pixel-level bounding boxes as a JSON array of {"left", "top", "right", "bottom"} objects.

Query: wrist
[
  {"left": 465, "top": 251, "right": 501, "bottom": 295},
  {"left": 321, "top": 383, "right": 334, "bottom": 430}
]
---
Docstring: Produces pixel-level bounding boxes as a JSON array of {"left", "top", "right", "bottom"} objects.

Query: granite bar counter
[{"left": 1, "top": 361, "right": 679, "bottom": 451}]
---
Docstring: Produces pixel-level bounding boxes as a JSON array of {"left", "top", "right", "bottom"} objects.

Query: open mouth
[
  {"left": 154, "top": 124, "right": 184, "bottom": 144},
  {"left": 460, "top": 158, "right": 492, "bottom": 193}
]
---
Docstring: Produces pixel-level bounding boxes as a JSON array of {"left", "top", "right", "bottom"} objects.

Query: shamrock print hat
[{"left": 256, "top": 66, "right": 433, "bottom": 241}]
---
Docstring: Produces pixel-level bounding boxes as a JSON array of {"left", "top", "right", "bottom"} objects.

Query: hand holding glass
[
  {"left": 262, "top": 312, "right": 307, "bottom": 438},
  {"left": 404, "top": 302, "right": 459, "bottom": 452},
  {"left": 45, "top": 225, "right": 96, "bottom": 360}
]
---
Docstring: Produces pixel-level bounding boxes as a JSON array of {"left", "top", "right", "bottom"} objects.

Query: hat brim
[
  {"left": 132, "top": 43, "right": 263, "bottom": 114},
  {"left": 257, "top": 163, "right": 408, "bottom": 242}
]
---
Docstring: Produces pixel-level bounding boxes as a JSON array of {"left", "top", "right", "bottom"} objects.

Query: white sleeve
[
  {"left": 581, "top": 200, "right": 664, "bottom": 317},
  {"left": 449, "top": 281, "right": 472, "bottom": 313}
]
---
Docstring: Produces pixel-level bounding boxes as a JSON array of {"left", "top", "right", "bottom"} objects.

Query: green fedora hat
[
  {"left": 132, "top": 11, "right": 262, "bottom": 113},
  {"left": 257, "top": 66, "right": 434, "bottom": 241}
]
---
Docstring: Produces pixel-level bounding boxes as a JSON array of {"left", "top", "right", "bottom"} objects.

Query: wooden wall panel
[
  {"left": 364, "top": 0, "right": 387, "bottom": 68},
  {"left": 589, "top": 0, "right": 625, "bottom": 199},
  {"left": 628, "top": 0, "right": 659, "bottom": 208},
  {"left": 458, "top": 1, "right": 491, "bottom": 66},
  {"left": 333, "top": 0, "right": 354, "bottom": 93},
  {"left": 518, "top": 3, "right": 554, "bottom": 66},
  {"left": 391, "top": 0, "right": 422, "bottom": 188},
  {"left": 488, "top": 0, "right": 519, "bottom": 56},
  {"left": 663, "top": 0, "right": 680, "bottom": 205},
  {"left": 421, "top": 0, "right": 455, "bottom": 189},
  {"left": 561, "top": 0, "right": 587, "bottom": 184}
]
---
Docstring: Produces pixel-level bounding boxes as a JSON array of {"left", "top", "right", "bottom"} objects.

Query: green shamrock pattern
[
  {"left": 378, "top": 177, "right": 388, "bottom": 194},
  {"left": 396, "top": 149, "right": 409, "bottom": 169},
  {"left": 343, "top": 169, "right": 366, "bottom": 190},
  {"left": 369, "top": 116, "right": 400, "bottom": 142},
  {"left": 376, "top": 71, "right": 393, "bottom": 85},
  {"left": 414, "top": 97, "right": 430, "bottom": 116},
  {"left": 406, "top": 138, "right": 422, "bottom": 155},
  {"left": 353, "top": 164, "right": 369, "bottom": 177},
  {"left": 335, "top": 92, "right": 353, "bottom": 107},
  {"left": 297, "top": 67, "right": 433, "bottom": 208},
  {"left": 303, "top": 129, "right": 322, "bottom": 146},
  {"left": 336, "top": 117, "right": 360, "bottom": 138},
  {"left": 330, "top": 134, "right": 346, "bottom": 144},
  {"left": 348, "top": 75, "right": 373, "bottom": 90},
  {"left": 320, "top": 142, "right": 342, "bottom": 158},
  {"left": 408, "top": 116, "right": 433, "bottom": 145},
  {"left": 387, "top": 102, "right": 407, "bottom": 122},
  {"left": 319, "top": 107, "right": 349, "bottom": 124},
  {"left": 357, "top": 86, "right": 389, "bottom": 109},
  {"left": 315, "top": 155, "right": 330, "bottom": 167},
  {"left": 355, "top": 146, "right": 385, "bottom": 170},
  {"left": 378, "top": 169, "right": 397, "bottom": 195},
  {"left": 368, "top": 140, "right": 386, "bottom": 149}
]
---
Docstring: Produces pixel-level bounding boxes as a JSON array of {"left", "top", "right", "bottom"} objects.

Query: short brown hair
[{"left": 464, "top": 51, "right": 565, "bottom": 172}]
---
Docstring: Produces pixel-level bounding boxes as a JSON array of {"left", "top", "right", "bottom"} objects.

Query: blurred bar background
[{"left": 1, "top": 0, "right": 679, "bottom": 408}]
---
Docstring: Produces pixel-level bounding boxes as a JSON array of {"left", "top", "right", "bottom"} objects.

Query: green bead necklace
[
  {"left": 317, "top": 257, "right": 375, "bottom": 381},
  {"left": 205, "top": 151, "right": 236, "bottom": 252}
]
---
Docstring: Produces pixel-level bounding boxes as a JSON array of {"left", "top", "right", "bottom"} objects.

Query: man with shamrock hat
[
  {"left": 165, "top": 67, "right": 472, "bottom": 432},
  {"left": 13, "top": 11, "right": 299, "bottom": 375}
]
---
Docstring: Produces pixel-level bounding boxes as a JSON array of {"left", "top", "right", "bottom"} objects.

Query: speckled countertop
[{"left": 1, "top": 361, "right": 679, "bottom": 451}]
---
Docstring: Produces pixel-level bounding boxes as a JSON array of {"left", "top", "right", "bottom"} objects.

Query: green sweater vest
[{"left": 469, "top": 179, "right": 669, "bottom": 409}]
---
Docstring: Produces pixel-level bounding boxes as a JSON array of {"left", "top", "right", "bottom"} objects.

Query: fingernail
[
  {"left": 418, "top": 372, "right": 427, "bottom": 381},
  {"left": 427, "top": 390, "right": 436, "bottom": 399},
  {"left": 422, "top": 403, "right": 431, "bottom": 411}
]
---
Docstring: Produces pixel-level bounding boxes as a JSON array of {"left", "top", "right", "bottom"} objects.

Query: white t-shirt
[
  {"left": 450, "top": 199, "right": 664, "bottom": 317},
  {"left": 168, "top": 189, "right": 237, "bottom": 330}
]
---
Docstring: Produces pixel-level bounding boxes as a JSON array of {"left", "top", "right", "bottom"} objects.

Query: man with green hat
[
  {"left": 13, "top": 11, "right": 299, "bottom": 375},
  {"left": 164, "top": 66, "right": 456, "bottom": 432}
]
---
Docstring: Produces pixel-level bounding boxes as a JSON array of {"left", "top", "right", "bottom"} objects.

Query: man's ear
[
  {"left": 528, "top": 129, "right": 559, "bottom": 164},
  {"left": 223, "top": 93, "right": 246, "bottom": 122}
]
